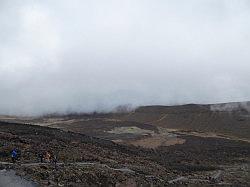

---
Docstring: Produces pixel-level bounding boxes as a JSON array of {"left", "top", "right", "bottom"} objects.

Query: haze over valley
[{"left": 0, "top": 0, "right": 250, "bottom": 186}]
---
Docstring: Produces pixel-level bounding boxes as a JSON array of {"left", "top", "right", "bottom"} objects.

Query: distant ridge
[{"left": 118, "top": 101, "right": 250, "bottom": 140}]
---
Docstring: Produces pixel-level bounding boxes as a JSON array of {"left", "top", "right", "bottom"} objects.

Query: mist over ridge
[{"left": 0, "top": 0, "right": 250, "bottom": 116}]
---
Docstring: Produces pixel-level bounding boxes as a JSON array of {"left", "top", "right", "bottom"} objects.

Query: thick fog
[{"left": 0, "top": 0, "right": 250, "bottom": 116}]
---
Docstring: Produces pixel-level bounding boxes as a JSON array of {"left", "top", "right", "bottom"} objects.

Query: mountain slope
[{"left": 117, "top": 102, "right": 250, "bottom": 140}]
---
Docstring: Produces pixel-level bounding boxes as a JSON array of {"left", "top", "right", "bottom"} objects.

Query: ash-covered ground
[{"left": 0, "top": 103, "right": 250, "bottom": 186}]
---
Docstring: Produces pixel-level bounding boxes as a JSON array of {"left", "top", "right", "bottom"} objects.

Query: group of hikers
[
  {"left": 11, "top": 148, "right": 58, "bottom": 168},
  {"left": 38, "top": 150, "right": 58, "bottom": 164}
]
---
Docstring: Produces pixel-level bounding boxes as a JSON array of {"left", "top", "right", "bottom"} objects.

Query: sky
[{"left": 0, "top": 0, "right": 250, "bottom": 116}]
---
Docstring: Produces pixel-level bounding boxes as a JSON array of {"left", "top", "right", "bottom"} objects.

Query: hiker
[
  {"left": 52, "top": 154, "right": 58, "bottom": 170},
  {"left": 11, "top": 148, "right": 18, "bottom": 163},
  {"left": 16, "top": 149, "right": 21, "bottom": 161},
  {"left": 38, "top": 152, "right": 44, "bottom": 163},
  {"left": 44, "top": 151, "right": 51, "bottom": 162}
]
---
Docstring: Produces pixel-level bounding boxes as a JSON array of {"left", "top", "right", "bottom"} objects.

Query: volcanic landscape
[{"left": 0, "top": 102, "right": 249, "bottom": 186}]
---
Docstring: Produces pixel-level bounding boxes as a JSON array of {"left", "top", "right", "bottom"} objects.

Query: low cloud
[{"left": 0, "top": 0, "right": 250, "bottom": 116}]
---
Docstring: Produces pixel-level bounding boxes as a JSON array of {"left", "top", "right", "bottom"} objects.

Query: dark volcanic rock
[{"left": 0, "top": 121, "right": 249, "bottom": 186}]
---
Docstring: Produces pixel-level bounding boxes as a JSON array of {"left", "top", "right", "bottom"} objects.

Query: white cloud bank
[{"left": 0, "top": 0, "right": 250, "bottom": 116}]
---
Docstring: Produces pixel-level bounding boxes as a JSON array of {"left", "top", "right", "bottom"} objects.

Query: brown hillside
[{"left": 118, "top": 102, "right": 250, "bottom": 140}]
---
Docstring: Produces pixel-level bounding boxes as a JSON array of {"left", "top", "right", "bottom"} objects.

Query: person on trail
[
  {"left": 17, "top": 149, "right": 21, "bottom": 161},
  {"left": 11, "top": 148, "right": 18, "bottom": 163},
  {"left": 38, "top": 152, "right": 44, "bottom": 163},
  {"left": 52, "top": 154, "right": 58, "bottom": 170},
  {"left": 44, "top": 151, "right": 51, "bottom": 162}
]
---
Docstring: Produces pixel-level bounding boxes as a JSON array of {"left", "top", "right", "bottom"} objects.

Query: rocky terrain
[{"left": 0, "top": 102, "right": 250, "bottom": 186}]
